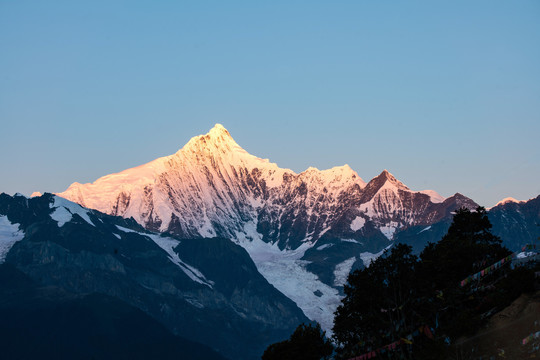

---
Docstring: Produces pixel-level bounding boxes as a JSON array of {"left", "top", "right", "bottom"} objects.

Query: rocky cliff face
[{"left": 0, "top": 193, "right": 308, "bottom": 360}]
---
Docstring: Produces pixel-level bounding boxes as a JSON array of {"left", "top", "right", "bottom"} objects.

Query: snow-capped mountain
[
  {"left": 56, "top": 124, "right": 480, "bottom": 333},
  {"left": 59, "top": 124, "right": 470, "bottom": 248}
]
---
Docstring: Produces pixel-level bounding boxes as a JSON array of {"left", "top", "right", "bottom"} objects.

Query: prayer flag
[
  {"left": 424, "top": 325, "right": 434, "bottom": 339},
  {"left": 402, "top": 337, "right": 413, "bottom": 345}
]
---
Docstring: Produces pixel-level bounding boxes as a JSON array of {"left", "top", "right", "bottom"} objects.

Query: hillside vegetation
[{"left": 264, "top": 207, "right": 539, "bottom": 359}]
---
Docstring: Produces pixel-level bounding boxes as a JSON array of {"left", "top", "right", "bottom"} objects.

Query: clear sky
[{"left": 1, "top": 1, "right": 539, "bottom": 207}]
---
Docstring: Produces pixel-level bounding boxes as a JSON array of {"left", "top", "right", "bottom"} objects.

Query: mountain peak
[
  {"left": 181, "top": 124, "right": 243, "bottom": 155},
  {"left": 208, "top": 123, "right": 231, "bottom": 138},
  {"left": 493, "top": 197, "right": 524, "bottom": 208},
  {"left": 376, "top": 169, "right": 409, "bottom": 190}
]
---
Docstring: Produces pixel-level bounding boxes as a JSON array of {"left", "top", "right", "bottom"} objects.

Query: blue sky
[{"left": 1, "top": 0, "right": 539, "bottom": 207}]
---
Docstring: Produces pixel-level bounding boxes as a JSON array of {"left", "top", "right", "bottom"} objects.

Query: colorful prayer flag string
[
  {"left": 347, "top": 325, "right": 434, "bottom": 360},
  {"left": 521, "top": 331, "right": 540, "bottom": 345},
  {"left": 457, "top": 247, "right": 534, "bottom": 287}
]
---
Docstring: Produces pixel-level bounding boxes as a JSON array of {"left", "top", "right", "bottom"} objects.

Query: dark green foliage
[
  {"left": 332, "top": 243, "right": 418, "bottom": 358},
  {"left": 333, "top": 244, "right": 425, "bottom": 359},
  {"left": 332, "top": 207, "right": 534, "bottom": 359},
  {"left": 418, "top": 207, "right": 508, "bottom": 289},
  {"left": 414, "top": 207, "right": 512, "bottom": 341},
  {"left": 262, "top": 323, "right": 334, "bottom": 360}
]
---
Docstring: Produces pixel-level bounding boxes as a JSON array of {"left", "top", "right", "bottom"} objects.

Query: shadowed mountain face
[
  {"left": 0, "top": 264, "right": 228, "bottom": 360},
  {"left": 488, "top": 195, "right": 540, "bottom": 251},
  {"left": 0, "top": 193, "right": 308, "bottom": 360}
]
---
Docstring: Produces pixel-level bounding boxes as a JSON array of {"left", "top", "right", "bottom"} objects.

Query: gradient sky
[{"left": 1, "top": 1, "right": 539, "bottom": 207}]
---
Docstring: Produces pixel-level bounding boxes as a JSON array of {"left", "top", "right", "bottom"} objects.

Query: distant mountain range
[{"left": 1, "top": 124, "right": 538, "bottom": 358}]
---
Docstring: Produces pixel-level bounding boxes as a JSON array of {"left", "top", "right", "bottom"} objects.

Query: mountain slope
[
  {"left": 0, "top": 193, "right": 308, "bottom": 360},
  {"left": 0, "top": 264, "right": 228, "bottom": 360},
  {"left": 488, "top": 195, "right": 540, "bottom": 251}
]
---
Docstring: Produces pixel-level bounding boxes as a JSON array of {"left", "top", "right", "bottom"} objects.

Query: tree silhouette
[
  {"left": 267, "top": 207, "right": 535, "bottom": 359},
  {"left": 332, "top": 207, "right": 518, "bottom": 359},
  {"left": 262, "top": 323, "right": 333, "bottom": 360}
]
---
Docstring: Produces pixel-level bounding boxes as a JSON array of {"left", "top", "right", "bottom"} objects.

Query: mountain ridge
[
  {"left": 54, "top": 124, "right": 486, "bottom": 333},
  {"left": 57, "top": 124, "right": 451, "bottom": 247}
]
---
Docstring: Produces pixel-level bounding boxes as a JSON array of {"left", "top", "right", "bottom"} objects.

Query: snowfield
[{"left": 234, "top": 224, "right": 342, "bottom": 335}]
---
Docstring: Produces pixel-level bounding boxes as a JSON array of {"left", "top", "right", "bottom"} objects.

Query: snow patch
[
  {"left": 115, "top": 225, "right": 137, "bottom": 233},
  {"left": 185, "top": 297, "right": 205, "bottom": 309},
  {"left": 50, "top": 196, "right": 95, "bottom": 227},
  {"left": 418, "top": 225, "right": 431, "bottom": 234},
  {"left": 417, "top": 190, "right": 445, "bottom": 203},
  {"left": 516, "top": 251, "right": 536, "bottom": 259},
  {"left": 147, "top": 233, "right": 214, "bottom": 288},
  {"left": 341, "top": 238, "right": 362, "bottom": 244},
  {"left": 333, "top": 257, "right": 357, "bottom": 287},
  {"left": 350, "top": 216, "right": 365, "bottom": 231},
  {"left": 360, "top": 245, "right": 392, "bottom": 268},
  {"left": 316, "top": 243, "right": 333, "bottom": 251},
  {"left": 0, "top": 216, "right": 25, "bottom": 263},
  {"left": 493, "top": 197, "right": 524, "bottom": 208},
  {"left": 115, "top": 226, "right": 213, "bottom": 288},
  {"left": 318, "top": 227, "right": 331, "bottom": 238},
  {"left": 380, "top": 223, "right": 398, "bottom": 240}
]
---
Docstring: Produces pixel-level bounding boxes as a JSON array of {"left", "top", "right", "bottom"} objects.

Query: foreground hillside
[
  {"left": 263, "top": 207, "right": 539, "bottom": 360},
  {"left": 454, "top": 290, "right": 540, "bottom": 359}
]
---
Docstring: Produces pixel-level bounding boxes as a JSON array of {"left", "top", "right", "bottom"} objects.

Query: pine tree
[{"left": 333, "top": 243, "right": 418, "bottom": 359}]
